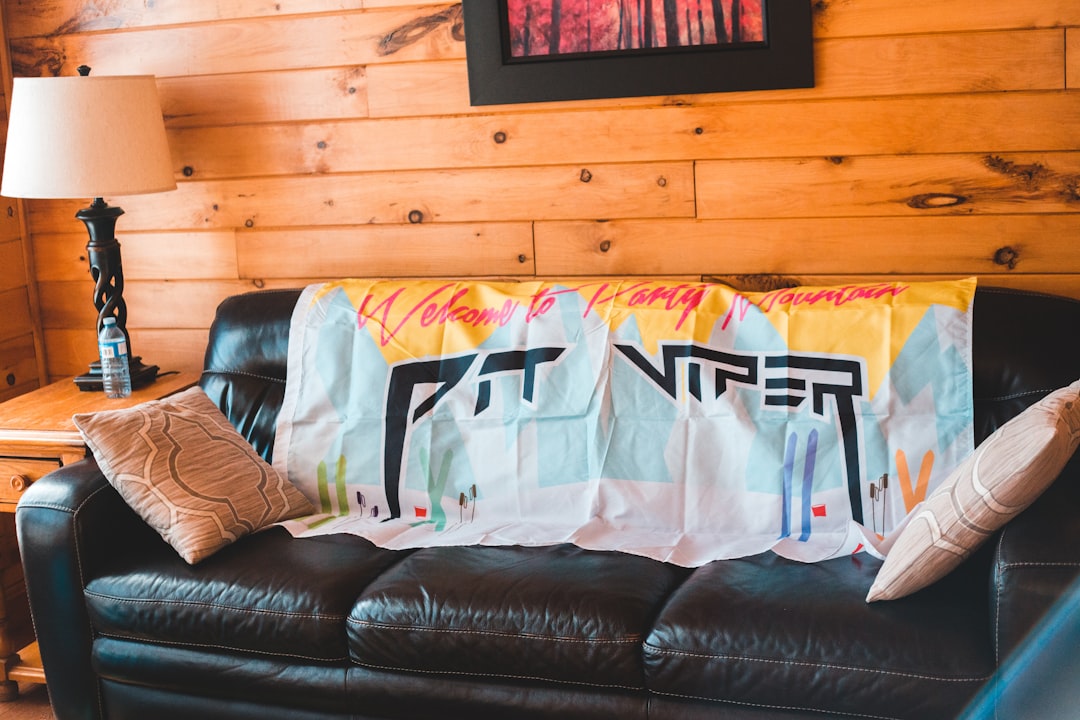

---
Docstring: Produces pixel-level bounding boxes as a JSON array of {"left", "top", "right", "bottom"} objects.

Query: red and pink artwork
[{"left": 505, "top": 0, "right": 764, "bottom": 58}]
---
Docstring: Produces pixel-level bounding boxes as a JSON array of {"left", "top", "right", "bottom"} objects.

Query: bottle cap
[{"left": 103, "top": 317, "right": 116, "bottom": 326}]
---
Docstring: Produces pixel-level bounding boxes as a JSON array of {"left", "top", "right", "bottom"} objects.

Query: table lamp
[{"left": 1, "top": 66, "right": 176, "bottom": 391}]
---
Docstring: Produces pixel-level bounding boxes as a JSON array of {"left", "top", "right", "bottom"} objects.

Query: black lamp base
[{"left": 74, "top": 357, "right": 160, "bottom": 392}]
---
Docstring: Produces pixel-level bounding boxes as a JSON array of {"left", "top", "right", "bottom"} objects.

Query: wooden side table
[{"left": 0, "top": 371, "right": 199, "bottom": 699}]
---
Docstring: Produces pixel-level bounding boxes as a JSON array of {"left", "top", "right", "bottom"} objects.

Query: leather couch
[{"left": 16, "top": 285, "right": 1080, "bottom": 720}]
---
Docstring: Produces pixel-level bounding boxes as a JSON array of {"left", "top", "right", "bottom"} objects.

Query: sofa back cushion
[
  {"left": 969, "top": 288, "right": 1080, "bottom": 442},
  {"left": 201, "top": 288, "right": 302, "bottom": 462}
]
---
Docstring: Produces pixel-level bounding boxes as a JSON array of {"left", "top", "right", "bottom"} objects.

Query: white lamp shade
[{"left": 1, "top": 74, "right": 177, "bottom": 199}]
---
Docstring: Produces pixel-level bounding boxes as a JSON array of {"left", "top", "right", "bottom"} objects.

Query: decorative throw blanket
[{"left": 274, "top": 277, "right": 976, "bottom": 565}]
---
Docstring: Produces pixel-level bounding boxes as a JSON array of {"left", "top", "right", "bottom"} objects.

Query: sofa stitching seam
[
  {"left": 977, "top": 389, "right": 1061, "bottom": 402},
  {"left": 990, "top": 546, "right": 1079, "bottom": 668},
  {"left": 200, "top": 369, "right": 285, "bottom": 384},
  {"left": 641, "top": 645, "right": 990, "bottom": 683},
  {"left": 648, "top": 689, "right": 902, "bottom": 720},
  {"left": 349, "top": 659, "right": 640, "bottom": 691},
  {"left": 16, "top": 501, "right": 78, "bottom": 513},
  {"left": 84, "top": 591, "right": 346, "bottom": 621},
  {"left": 997, "top": 561, "right": 1080, "bottom": 568},
  {"left": 97, "top": 632, "right": 347, "bottom": 662},
  {"left": 347, "top": 618, "right": 640, "bottom": 644}
]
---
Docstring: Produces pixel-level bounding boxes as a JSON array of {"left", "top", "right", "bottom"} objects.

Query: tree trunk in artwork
[
  {"left": 711, "top": 0, "right": 727, "bottom": 43},
  {"left": 549, "top": 0, "right": 562, "bottom": 54},
  {"left": 586, "top": 0, "right": 592, "bottom": 51},
  {"left": 731, "top": 0, "right": 741, "bottom": 42},
  {"left": 663, "top": 0, "right": 679, "bottom": 46},
  {"left": 643, "top": 0, "right": 654, "bottom": 48},
  {"left": 523, "top": 4, "right": 533, "bottom": 54},
  {"left": 618, "top": 0, "right": 626, "bottom": 49}
]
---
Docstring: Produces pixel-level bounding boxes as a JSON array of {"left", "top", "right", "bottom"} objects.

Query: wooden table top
[{"left": 0, "top": 372, "right": 201, "bottom": 449}]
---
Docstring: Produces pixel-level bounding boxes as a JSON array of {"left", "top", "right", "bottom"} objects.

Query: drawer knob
[{"left": 9, "top": 474, "right": 30, "bottom": 493}]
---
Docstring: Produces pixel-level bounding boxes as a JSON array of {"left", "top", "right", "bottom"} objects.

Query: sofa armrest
[
  {"left": 15, "top": 458, "right": 152, "bottom": 720},
  {"left": 991, "top": 453, "right": 1080, "bottom": 665}
]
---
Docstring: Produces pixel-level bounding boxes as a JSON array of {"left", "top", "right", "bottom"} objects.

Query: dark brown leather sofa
[{"left": 16, "top": 285, "right": 1080, "bottom": 720}]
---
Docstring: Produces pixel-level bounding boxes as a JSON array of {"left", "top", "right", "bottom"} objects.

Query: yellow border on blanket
[{"left": 311, "top": 277, "right": 976, "bottom": 400}]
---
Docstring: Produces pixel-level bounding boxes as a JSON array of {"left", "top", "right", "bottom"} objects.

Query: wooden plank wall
[
  {"left": 0, "top": 3, "right": 44, "bottom": 401},
  {"left": 3, "top": 0, "right": 1078, "bottom": 381}
]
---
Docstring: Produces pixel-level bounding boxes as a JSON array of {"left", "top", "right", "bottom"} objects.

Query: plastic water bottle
[{"left": 98, "top": 317, "right": 132, "bottom": 398}]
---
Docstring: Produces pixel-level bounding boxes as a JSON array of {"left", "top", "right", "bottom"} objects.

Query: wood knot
[
  {"left": 408, "top": 209, "right": 424, "bottom": 224},
  {"left": 378, "top": 5, "right": 462, "bottom": 56},
  {"left": 993, "top": 246, "right": 1019, "bottom": 270},
  {"left": 580, "top": 169, "right": 593, "bottom": 183},
  {"left": 448, "top": 3, "right": 466, "bottom": 40},
  {"left": 984, "top": 155, "right": 1049, "bottom": 189},
  {"left": 182, "top": 166, "right": 194, "bottom": 177},
  {"left": 518, "top": 254, "right": 528, "bottom": 263},
  {"left": 493, "top": 131, "right": 507, "bottom": 144},
  {"left": 1064, "top": 178, "right": 1080, "bottom": 202},
  {"left": 826, "top": 156, "right": 845, "bottom": 165},
  {"left": 5, "top": 373, "right": 14, "bottom": 386},
  {"left": 14, "top": 49, "right": 64, "bottom": 78},
  {"left": 907, "top": 193, "right": 967, "bottom": 209},
  {"left": 599, "top": 240, "right": 612, "bottom": 252}
]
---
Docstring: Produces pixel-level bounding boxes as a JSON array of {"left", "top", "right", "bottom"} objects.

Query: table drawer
[{"left": 0, "top": 458, "right": 61, "bottom": 504}]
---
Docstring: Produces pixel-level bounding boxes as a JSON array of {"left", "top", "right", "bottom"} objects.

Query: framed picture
[{"left": 462, "top": 0, "right": 814, "bottom": 105}]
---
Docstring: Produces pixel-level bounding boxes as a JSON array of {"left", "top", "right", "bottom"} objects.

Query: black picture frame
[{"left": 463, "top": 0, "right": 814, "bottom": 106}]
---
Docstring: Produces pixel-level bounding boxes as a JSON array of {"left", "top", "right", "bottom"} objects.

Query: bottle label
[{"left": 99, "top": 340, "right": 128, "bottom": 360}]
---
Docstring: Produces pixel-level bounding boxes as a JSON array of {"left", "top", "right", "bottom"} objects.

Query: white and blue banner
[{"left": 274, "top": 278, "right": 975, "bottom": 566}]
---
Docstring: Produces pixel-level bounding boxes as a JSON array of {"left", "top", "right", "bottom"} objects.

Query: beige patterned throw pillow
[
  {"left": 867, "top": 379, "right": 1080, "bottom": 602},
  {"left": 73, "top": 386, "right": 314, "bottom": 564}
]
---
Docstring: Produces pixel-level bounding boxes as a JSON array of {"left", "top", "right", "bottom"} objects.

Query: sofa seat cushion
[
  {"left": 85, "top": 527, "right": 406, "bottom": 662},
  {"left": 643, "top": 552, "right": 994, "bottom": 720},
  {"left": 347, "top": 543, "right": 689, "bottom": 690}
]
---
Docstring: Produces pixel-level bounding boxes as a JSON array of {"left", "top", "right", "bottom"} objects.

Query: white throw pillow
[{"left": 867, "top": 379, "right": 1080, "bottom": 602}]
